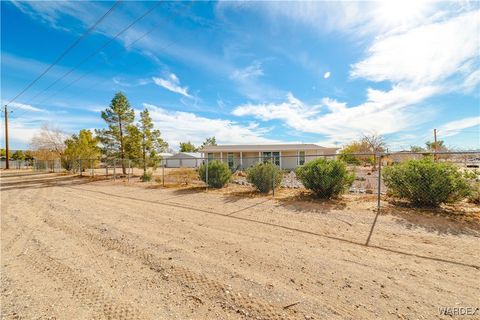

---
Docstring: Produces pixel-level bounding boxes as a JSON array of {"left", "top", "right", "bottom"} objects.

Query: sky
[{"left": 1, "top": 0, "right": 479, "bottom": 151}]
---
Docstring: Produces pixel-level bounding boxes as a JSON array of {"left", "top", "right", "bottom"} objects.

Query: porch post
[
  {"left": 220, "top": 152, "right": 223, "bottom": 163},
  {"left": 240, "top": 152, "right": 243, "bottom": 170},
  {"left": 258, "top": 152, "right": 261, "bottom": 164},
  {"left": 279, "top": 151, "right": 282, "bottom": 169},
  {"left": 297, "top": 150, "right": 299, "bottom": 166}
]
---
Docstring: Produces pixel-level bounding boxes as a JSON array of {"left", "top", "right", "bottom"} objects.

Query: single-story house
[
  {"left": 200, "top": 144, "right": 338, "bottom": 170},
  {"left": 165, "top": 152, "right": 202, "bottom": 168}
]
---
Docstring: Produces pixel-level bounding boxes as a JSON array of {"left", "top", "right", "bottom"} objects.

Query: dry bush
[{"left": 166, "top": 168, "right": 198, "bottom": 185}]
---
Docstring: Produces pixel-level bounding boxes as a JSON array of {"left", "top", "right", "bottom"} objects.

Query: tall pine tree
[
  {"left": 96, "top": 92, "right": 136, "bottom": 174},
  {"left": 138, "top": 108, "right": 168, "bottom": 175}
]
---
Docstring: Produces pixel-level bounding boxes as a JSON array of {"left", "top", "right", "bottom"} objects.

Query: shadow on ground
[{"left": 382, "top": 200, "right": 480, "bottom": 236}]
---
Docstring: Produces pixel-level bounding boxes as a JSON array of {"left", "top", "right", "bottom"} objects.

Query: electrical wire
[
  {"left": 22, "top": 1, "right": 163, "bottom": 106},
  {"left": 5, "top": 1, "right": 121, "bottom": 110}
]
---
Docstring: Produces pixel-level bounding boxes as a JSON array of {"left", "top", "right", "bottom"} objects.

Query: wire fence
[{"left": 21, "top": 151, "right": 479, "bottom": 195}]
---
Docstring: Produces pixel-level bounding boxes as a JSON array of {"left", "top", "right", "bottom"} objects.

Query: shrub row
[{"left": 147, "top": 157, "right": 477, "bottom": 208}]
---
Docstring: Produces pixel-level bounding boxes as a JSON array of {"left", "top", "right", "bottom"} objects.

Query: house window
[
  {"left": 227, "top": 152, "right": 234, "bottom": 168},
  {"left": 262, "top": 152, "right": 280, "bottom": 166},
  {"left": 207, "top": 153, "right": 214, "bottom": 161},
  {"left": 299, "top": 151, "right": 305, "bottom": 165}
]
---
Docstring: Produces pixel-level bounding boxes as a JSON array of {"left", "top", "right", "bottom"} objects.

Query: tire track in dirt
[
  {"left": 41, "top": 209, "right": 301, "bottom": 320},
  {"left": 22, "top": 241, "right": 146, "bottom": 320},
  {"left": 2, "top": 175, "right": 149, "bottom": 320}
]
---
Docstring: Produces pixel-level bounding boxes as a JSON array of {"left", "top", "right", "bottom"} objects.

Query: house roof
[
  {"left": 169, "top": 152, "right": 202, "bottom": 159},
  {"left": 200, "top": 144, "right": 338, "bottom": 153}
]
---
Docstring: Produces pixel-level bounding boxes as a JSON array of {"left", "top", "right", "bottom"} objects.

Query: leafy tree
[
  {"left": 338, "top": 141, "right": 374, "bottom": 165},
  {"left": 426, "top": 140, "right": 446, "bottom": 151},
  {"left": 63, "top": 129, "right": 101, "bottom": 171},
  {"left": 0, "top": 149, "right": 5, "bottom": 157},
  {"left": 383, "top": 159, "right": 470, "bottom": 207},
  {"left": 11, "top": 150, "right": 25, "bottom": 160},
  {"left": 138, "top": 108, "right": 168, "bottom": 177},
  {"left": 296, "top": 158, "right": 355, "bottom": 199},
  {"left": 96, "top": 92, "right": 136, "bottom": 174},
  {"left": 410, "top": 145, "right": 425, "bottom": 152},
  {"left": 199, "top": 136, "right": 217, "bottom": 150},
  {"left": 179, "top": 141, "right": 197, "bottom": 152},
  {"left": 24, "top": 151, "right": 34, "bottom": 161}
]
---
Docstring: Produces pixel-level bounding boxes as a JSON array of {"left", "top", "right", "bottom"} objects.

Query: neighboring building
[
  {"left": 158, "top": 152, "right": 173, "bottom": 166},
  {"left": 200, "top": 144, "right": 338, "bottom": 170},
  {"left": 165, "top": 152, "right": 202, "bottom": 168}
]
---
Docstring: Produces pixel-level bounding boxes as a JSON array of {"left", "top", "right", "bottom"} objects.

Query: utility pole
[
  {"left": 4, "top": 105, "right": 9, "bottom": 169},
  {"left": 433, "top": 128, "right": 437, "bottom": 162}
]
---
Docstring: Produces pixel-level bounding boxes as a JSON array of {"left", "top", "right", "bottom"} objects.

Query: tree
[
  {"left": 410, "top": 145, "right": 425, "bottom": 153},
  {"left": 11, "top": 150, "right": 25, "bottom": 160},
  {"left": 199, "top": 136, "right": 217, "bottom": 150},
  {"left": 138, "top": 108, "right": 168, "bottom": 176},
  {"left": 426, "top": 140, "right": 446, "bottom": 152},
  {"left": 0, "top": 149, "right": 6, "bottom": 158},
  {"left": 96, "top": 92, "right": 136, "bottom": 174},
  {"left": 179, "top": 141, "right": 197, "bottom": 152},
  {"left": 361, "top": 133, "right": 387, "bottom": 169},
  {"left": 30, "top": 123, "right": 68, "bottom": 160},
  {"left": 63, "top": 130, "right": 101, "bottom": 170},
  {"left": 338, "top": 141, "right": 374, "bottom": 165}
]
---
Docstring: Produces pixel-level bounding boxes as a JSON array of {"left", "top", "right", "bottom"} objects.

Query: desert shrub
[
  {"left": 198, "top": 160, "right": 231, "bottom": 188},
  {"left": 295, "top": 158, "right": 355, "bottom": 199},
  {"left": 140, "top": 171, "right": 153, "bottom": 182},
  {"left": 467, "top": 182, "right": 480, "bottom": 204},
  {"left": 246, "top": 162, "right": 282, "bottom": 193},
  {"left": 383, "top": 159, "right": 470, "bottom": 207}
]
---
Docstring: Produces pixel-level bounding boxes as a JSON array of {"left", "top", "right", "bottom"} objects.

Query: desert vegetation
[
  {"left": 383, "top": 158, "right": 471, "bottom": 207},
  {"left": 246, "top": 162, "right": 283, "bottom": 193},
  {"left": 296, "top": 158, "right": 355, "bottom": 199}
]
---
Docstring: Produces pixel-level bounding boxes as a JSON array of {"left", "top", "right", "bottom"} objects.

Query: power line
[
  {"left": 23, "top": 1, "right": 163, "bottom": 106},
  {"left": 6, "top": 1, "right": 121, "bottom": 110},
  {"left": 12, "top": 1, "right": 193, "bottom": 116}
]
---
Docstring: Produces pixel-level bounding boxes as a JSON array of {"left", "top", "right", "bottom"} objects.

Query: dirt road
[{"left": 1, "top": 172, "right": 479, "bottom": 319}]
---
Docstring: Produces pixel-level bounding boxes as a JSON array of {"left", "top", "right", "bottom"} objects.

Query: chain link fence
[{"left": 26, "top": 151, "right": 479, "bottom": 204}]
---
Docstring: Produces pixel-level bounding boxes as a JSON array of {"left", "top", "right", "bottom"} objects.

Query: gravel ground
[{"left": 1, "top": 171, "right": 479, "bottom": 319}]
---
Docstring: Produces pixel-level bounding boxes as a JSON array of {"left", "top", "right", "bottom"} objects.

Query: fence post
[
  {"left": 377, "top": 154, "right": 382, "bottom": 209},
  {"left": 91, "top": 159, "right": 94, "bottom": 177},
  {"left": 79, "top": 159, "right": 82, "bottom": 176},
  {"left": 365, "top": 153, "right": 382, "bottom": 246},
  {"left": 128, "top": 160, "right": 131, "bottom": 182},
  {"left": 272, "top": 162, "right": 275, "bottom": 197},
  {"left": 205, "top": 157, "right": 209, "bottom": 191},
  {"left": 113, "top": 159, "right": 116, "bottom": 181}
]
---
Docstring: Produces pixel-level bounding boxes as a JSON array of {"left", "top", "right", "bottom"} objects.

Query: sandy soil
[{"left": 1, "top": 171, "right": 479, "bottom": 319}]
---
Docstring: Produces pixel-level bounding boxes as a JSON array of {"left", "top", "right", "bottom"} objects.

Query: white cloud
[
  {"left": 323, "top": 71, "right": 331, "bottom": 79},
  {"left": 351, "top": 10, "right": 479, "bottom": 87},
  {"left": 233, "top": 86, "right": 438, "bottom": 144},
  {"left": 7, "top": 102, "right": 44, "bottom": 113},
  {"left": 231, "top": 61, "right": 264, "bottom": 81},
  {"left": 143, "top": 103, "right": 278, "bottom": 148},
  {"left": 152, "top": 73, "right": 192, "bottom": 98},
  {"left": 229, "top": 61, "right": 284, "bottom": 101},
  {"left": 439, "top": 117, "right": 480, "bottom": 138}
]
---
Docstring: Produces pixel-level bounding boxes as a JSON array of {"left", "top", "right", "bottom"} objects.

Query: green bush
[
  {"left": 295, "top": 158, "right": 354, "bottom": 199},
  {"left": 199, "top": 160, "right": 231, "bottom": 188},
  {"left": 246, "top": 162, "right": 282, "bottom": 193},
  {"left": 140, "top": 171, "right": 153, "bottom": 182},
  {"left": 383, "top": 159, "right": 470, "bottom": 207},
  {"left": 467, "top": 182, "right": 480, "bottom": 205}
]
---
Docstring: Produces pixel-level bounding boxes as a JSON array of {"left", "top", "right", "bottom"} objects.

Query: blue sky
[{"left": 1, "top": 0, "right": 479, "bottom": 151}]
